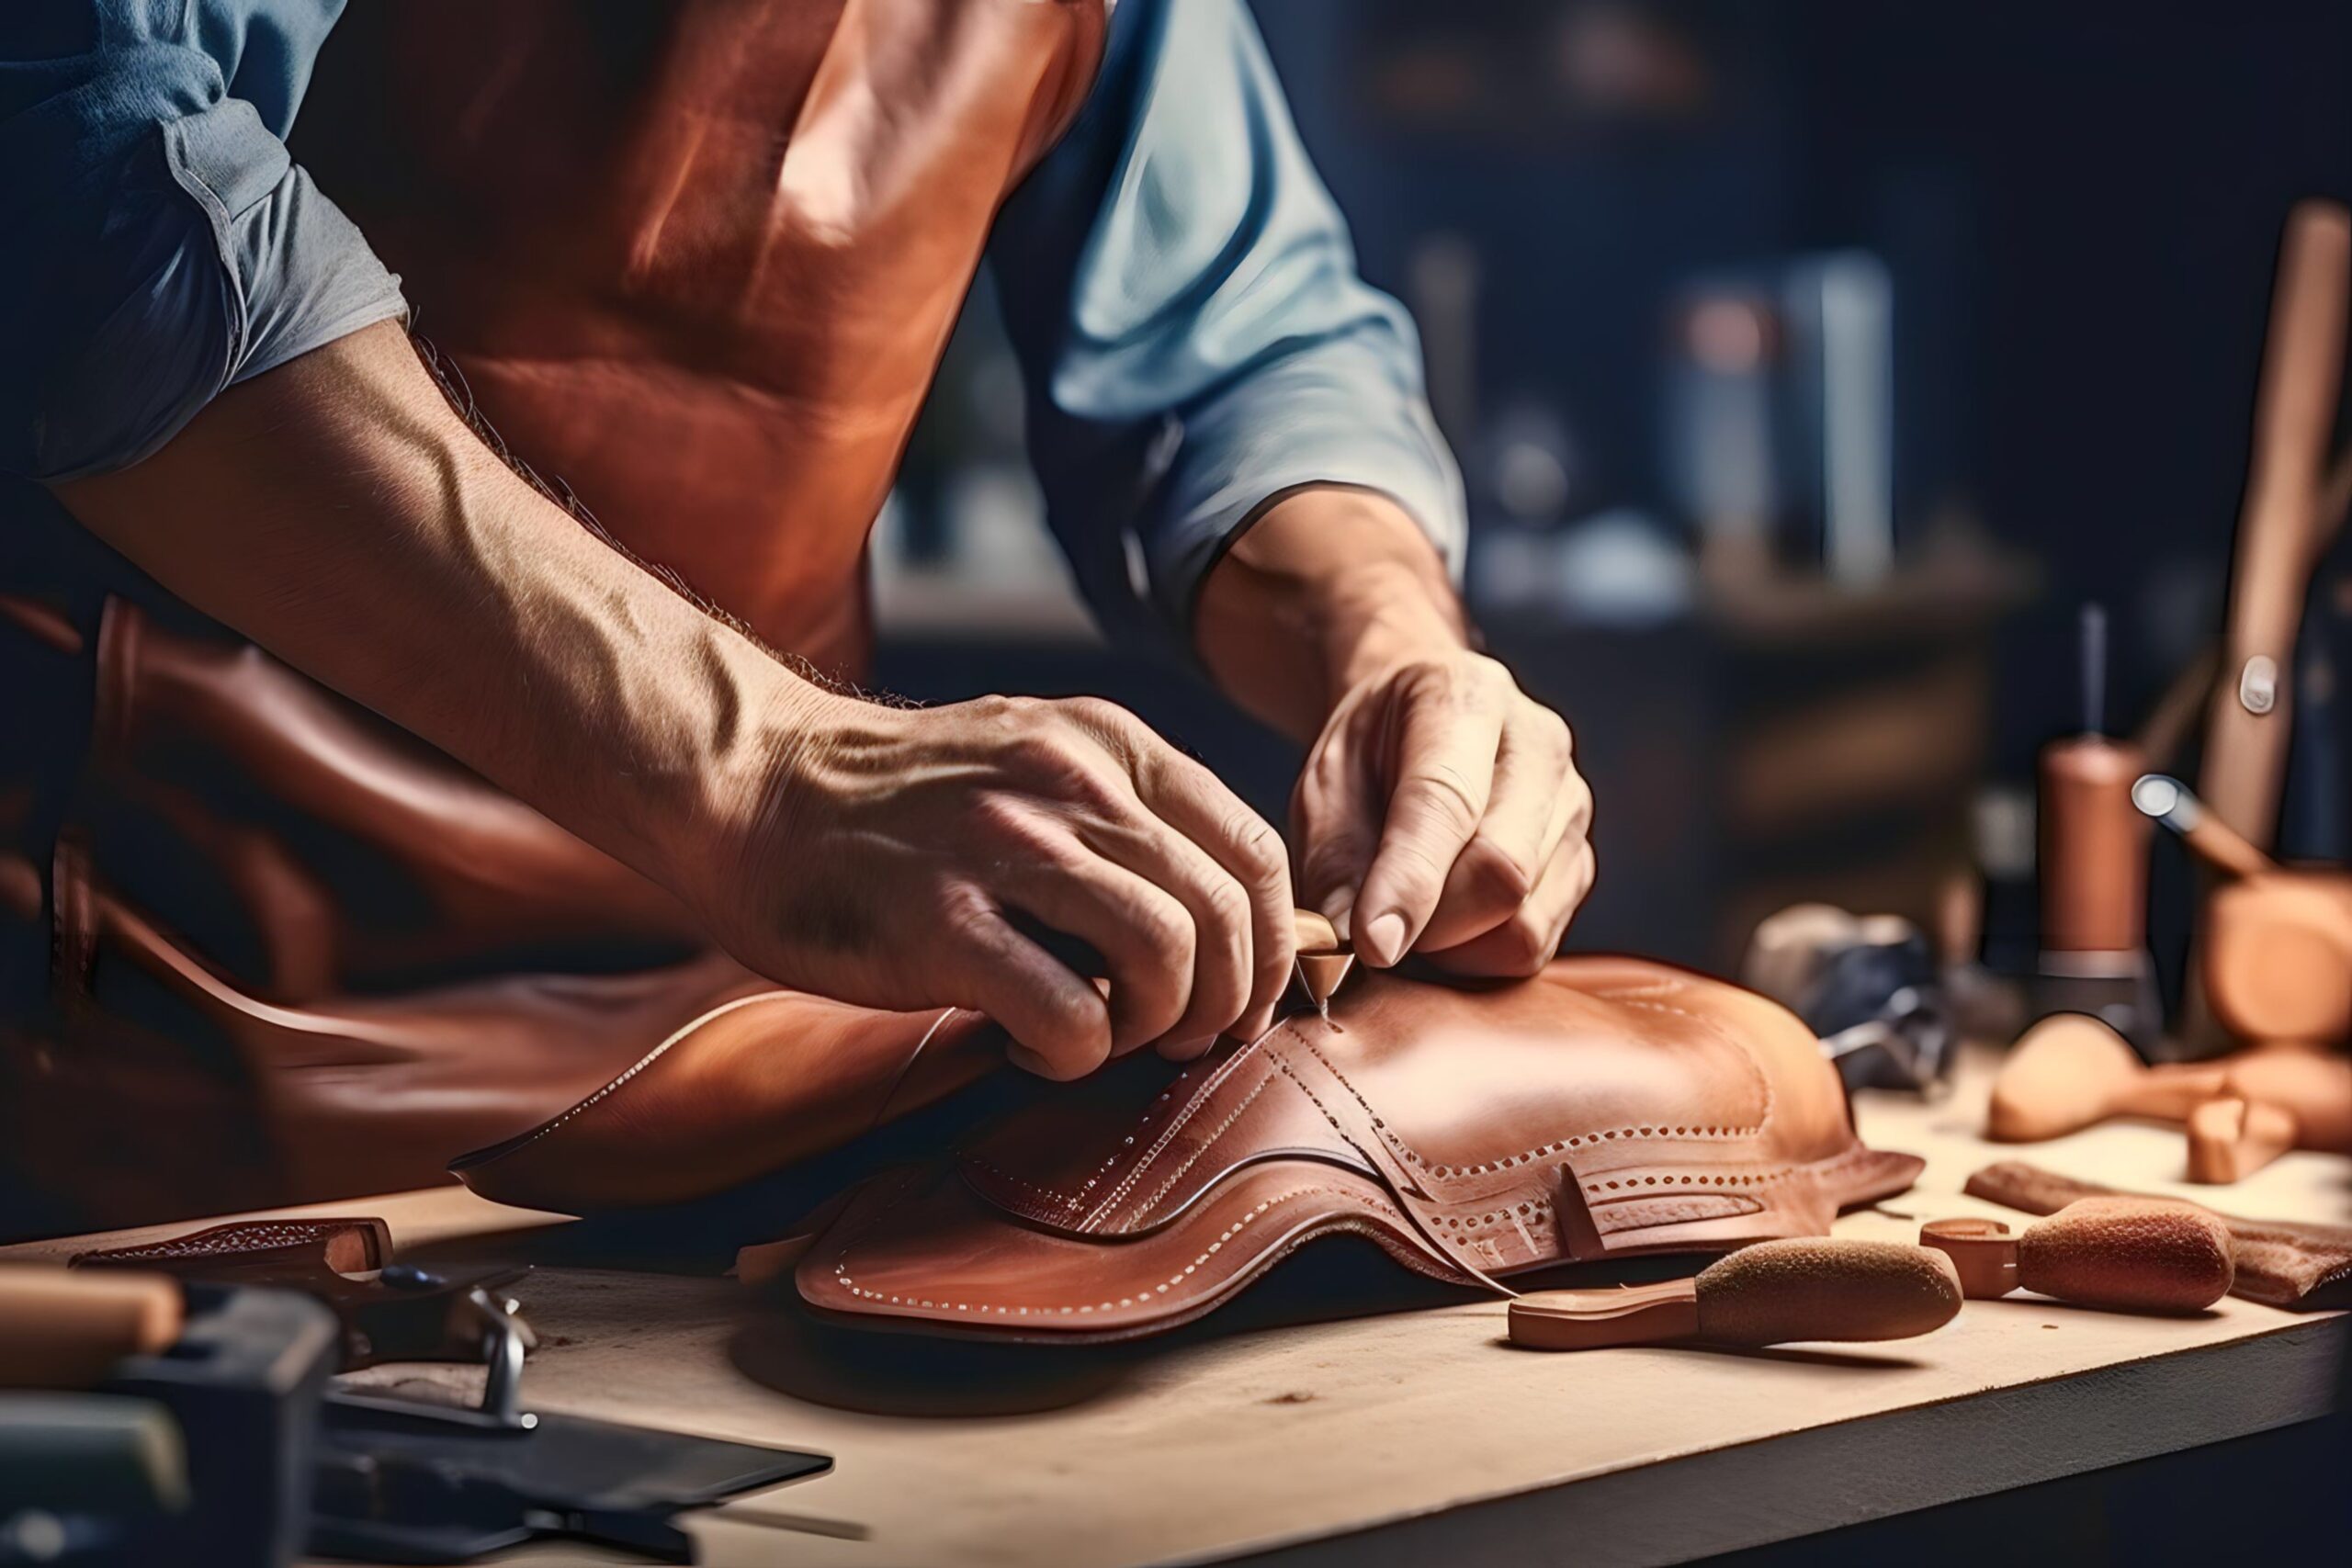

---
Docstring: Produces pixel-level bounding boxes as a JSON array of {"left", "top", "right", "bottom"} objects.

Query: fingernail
[
  {"left": 1363, "top": 912, "right": 1408, "bottom": 966},
  {"left": 1167, "top": 1033, "right": 1216, "bottom": 1060}
]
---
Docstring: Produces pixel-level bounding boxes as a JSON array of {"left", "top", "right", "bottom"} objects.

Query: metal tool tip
[{"left": 2131, "top": 773, "right": 2196, "bottom": 829}]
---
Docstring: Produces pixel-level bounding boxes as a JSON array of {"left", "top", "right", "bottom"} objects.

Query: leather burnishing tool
[
  {"left": 1507, "top": 1239, "right": 1962, "bottom": 1351},
  {"left": 1921, "top": 1197, "right": 2234, "bottom": 1314},
  {"left": 1965, "top": 1160, "right": 2352, "bottom": 1311}
]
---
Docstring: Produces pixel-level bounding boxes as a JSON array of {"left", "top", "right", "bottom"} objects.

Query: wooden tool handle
[
  {"left": 2200, "top": 200, "right": 2352, "bottom": 852},
  {"left": 1293, "top": 909, "right": 1343, "bottom": 954},
  {"left": 0, "top": 1266, "right": 183, "bottom": 1390},
  {"left": 1508, "top": 1279, "right": 1701, "bottom": 1350}
]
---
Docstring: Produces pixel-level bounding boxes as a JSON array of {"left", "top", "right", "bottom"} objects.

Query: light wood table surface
[{"left": 7, "top": 1050, "right": 2345, "bottom": 1567}]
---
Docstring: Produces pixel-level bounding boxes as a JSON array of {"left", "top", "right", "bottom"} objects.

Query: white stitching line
[
  {"left": 1295, "top": 1029, "right": 1767, "bottom": 1180},
  {"left": 1578, "top": 1143, "right": 1881, "bottom": 1197},
  {"left": 1121, "top": 1070, "right": 1279, "bottom": 1227},
  {"left": 1075, "top": 1039, "right": 1267, "bottom": 1231},
  {"left": 469, "top": 999, "right": 969, "bottom": 1164},
  {"left": 829, "top": 1183, "right": 1366, "bottom": 1316},
  {"left": 961, "top": 1152, "right": 1085, "bottom": 1215},
  {"left": 469, "top": 991, "right": 775, "bottom": 1156}
]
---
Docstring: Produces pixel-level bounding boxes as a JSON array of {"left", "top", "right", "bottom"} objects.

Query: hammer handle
[{"left": 0, "top": 1265, "right": 183, "bottom": 1389}]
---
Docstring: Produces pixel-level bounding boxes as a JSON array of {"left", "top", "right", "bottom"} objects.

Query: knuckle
[
  {"left": 1501, "top": 912, "right": 1554, "bottom": 971},
  {"left": 1400, "top": 658, "right": 1460, "bottom": 705},
  {"left": 1401, "top": 773, "right": 1484, "bottom": 838},
  {"left": 1202, "top": 872, "right": 1252, "bottom": 932},
  {"left": 1057, "top": 694, "right": 1126, "bottom": 728},
  {"left": 1540, "top": 707, "right": 1575, "bottom": 759},
  {"left": 1130, "top": 894, "right": 1193, "bottom": 964},
  {"left": 1035, "top": 983, "right": 1104, "bottom": 1045},
  {"left": 967, "top": 692, "right": 1023, "bottom": 725},
  {"left": 1462, "top": 835, "right": 1536, "bottom": 907},
  {"left": 967, "top": 794, "right": 1056, "bottom": 858},
  {"left": 940, "top": 883, "right": 999, "bottom": 942},
  {"left": 1228, "top": 813, "right": 1289, "bottom": 886}
]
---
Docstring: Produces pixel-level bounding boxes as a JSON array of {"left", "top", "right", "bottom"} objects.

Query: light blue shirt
[{"left": 1, "top": 0, "right": 1463, "bottom": 638}]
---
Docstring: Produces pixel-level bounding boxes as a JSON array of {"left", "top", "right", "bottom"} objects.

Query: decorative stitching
[
  {"left": 961, "top": 1152, "right": 1085, "bottom": 1214},
  {"left": 481, "top": 1001, "right": 966, "bottom": 1159},
  {"left": 1079, "top": 1041, "right": 1266, "bottom": 1230},
  {"left": 1122, "top": 1070, "right": 1278, "bottom": 1226},
  {"left": 830, "top": 1183, "right": 1374, "bottom": 1315},
  {"left": 1297, "top": 1005, "right": 1771, "bottom": 1179},
  {"left": 1579, "top": 1143, "right": 1879, "bottom": 1197}
]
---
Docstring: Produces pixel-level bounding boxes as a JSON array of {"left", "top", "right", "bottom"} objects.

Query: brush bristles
[
  {"left": 2018, "top": 1198, "right": 2234, "bottom": 1313},
  {"left": 1694, "top": 1239, "right": 1963, "bottom": 1347}
]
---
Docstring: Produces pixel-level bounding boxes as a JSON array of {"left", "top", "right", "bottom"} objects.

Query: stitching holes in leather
[
  {"left": 1077, "top": 1037, "right": 1267, "bottom": 1231},
  {"left": 1121, "top": 1070, "right": 1278, "bottom": 1227},
  {"left": 830, "top": 1183, "right": 1365, "bottom": 1317}
]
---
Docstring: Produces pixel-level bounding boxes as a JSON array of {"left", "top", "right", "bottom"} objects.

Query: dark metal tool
[{"left": 74, "top": 1218, "right": 534, "bottom": 1372}]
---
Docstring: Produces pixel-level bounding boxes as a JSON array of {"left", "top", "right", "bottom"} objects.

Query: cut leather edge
[{"left": 791, "top": 1141, "right": 1923, "bottom": 1344}]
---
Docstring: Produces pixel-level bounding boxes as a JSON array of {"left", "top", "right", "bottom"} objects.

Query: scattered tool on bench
[
  {"left": 1921, "top": 1197, "right": 2235, "bottom": 1314},
  {"left": 5, "top": 1235, "right": 836, "bottom": 1566},
  {"left": 1507, "top": 1239, "right": 1962, "bottom": 1351}
]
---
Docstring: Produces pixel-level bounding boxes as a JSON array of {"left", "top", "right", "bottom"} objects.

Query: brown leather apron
[{"left": 0, "top": 0, "right": 1107, "bottom": 1238}]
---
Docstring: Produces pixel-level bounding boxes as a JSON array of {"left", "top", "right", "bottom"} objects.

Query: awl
[{"left": 1292, "top": 909, "right": 1353, "bottom": 1022}]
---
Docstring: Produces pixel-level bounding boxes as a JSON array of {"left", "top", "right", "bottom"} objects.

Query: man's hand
[
  {"left": 1294, "top": 650, "right": 1593, "bottom": 976},
  {"left": 57, "top": 322, "right": 1289, "bottom": 1081},
  {"left": 714, "top": 691, "right": 1295, "bottom": 1080},
  {"left": 1195, "top": 487, "right": 1594, "bottom": 977}
]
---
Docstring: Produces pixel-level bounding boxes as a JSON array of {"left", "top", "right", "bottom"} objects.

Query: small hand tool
[
  {"left": 2131, "top": 773, "right": 2277, "bottom": 878},
  {"left": 1291, "top": 908, "right": 1353, "bottom": 1022},
  {"left": 1507, "top": 1239, "right": 1962, "bottom": 1350},
  {"left": 74, "top": 1217, "right": 535, "bottom": 1372},
  {"left": 1920, "top": 1196, "right": 2235, "bottom": 1313},
  {"left": 1021, "top": 908, "right": 1356, "bottom": 1026}
]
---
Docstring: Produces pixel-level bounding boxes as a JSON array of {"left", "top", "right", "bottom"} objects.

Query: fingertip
[
  {"left": 1006, "top": 1043, "right": 1072, "bottom": 1079},
  {"left": 1360, "top": 910, "right": 1408, "bottom": 967},
  {"left": 1159, "top": 1032, "right": 1219, "bottom": 1063}
]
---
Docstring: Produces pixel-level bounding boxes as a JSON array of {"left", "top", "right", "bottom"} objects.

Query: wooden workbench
[{"left": 7, "top": 1052, "right": 2345, "bottom": 1566}]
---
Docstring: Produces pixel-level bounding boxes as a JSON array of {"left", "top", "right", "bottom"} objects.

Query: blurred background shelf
[{"left": 874, "top": 0, "right": 2349, "bottom": 978}]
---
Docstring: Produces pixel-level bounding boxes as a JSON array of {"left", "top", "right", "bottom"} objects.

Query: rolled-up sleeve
[
  {"left": 989, "top": 0, "right": 1465, "bottom": 649},
  {"left": 1, "top": 3, "right": 405, "bottom": 482}
]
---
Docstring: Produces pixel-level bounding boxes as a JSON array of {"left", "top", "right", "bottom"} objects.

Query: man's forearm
[
  {"left": 1193, "top": 486, "right": 1470, "bottom": 739},
  {"left": 51, "top": 321, "right": 813, "bottom": 897}
]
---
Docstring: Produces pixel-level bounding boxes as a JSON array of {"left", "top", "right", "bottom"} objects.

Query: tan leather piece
[
  {"left": 452, "top": 998, "right": 1004, "bottom": 1213},
  {"left": 85, "top": 602, "right": 704, "bottom": 997},
  {"left": 788, "top": 960, "right": 1922, "bottom": 1341},
  {"left": 0, "top": 595, "right": 1001, "bottom": 1234}
]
